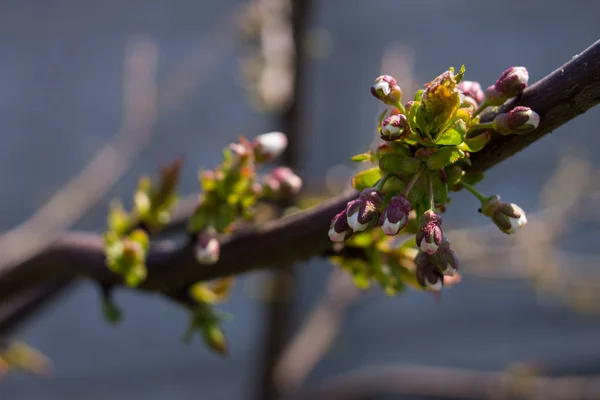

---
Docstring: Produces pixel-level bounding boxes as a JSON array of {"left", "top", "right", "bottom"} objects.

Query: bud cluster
[{"left": 331, "top": 64, "right": 534, "bottom": 293}]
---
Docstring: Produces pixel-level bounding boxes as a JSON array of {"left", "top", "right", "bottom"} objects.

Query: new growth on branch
[{"left": 329, "top": 65, "right": 535, "bottom": 294}]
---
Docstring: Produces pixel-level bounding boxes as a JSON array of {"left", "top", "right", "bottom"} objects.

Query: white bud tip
[
  {"left": 328, "top": 227, "right": 347, "bottom": 242},
  {"left": 527, "top": 112, "right": 540, "bottom": 129},
  {"left": 507, "top": 212, "right": 528, "bottom": 234},
  {"left": 347, "top": 212, "right": 368, "bottom": 232},
  {"left": 419, "top": 240, "right": 439, "bottom": 255},
  {"left": 256, "top": 131, "right": 288, "bottom": 157},
  {"left": 195, "top": 238, "right": 220, "bottom": 265},
  {"left": 373, "top": 80, "right": 391, "bottom": 96},
  {"left": 382, "top": 219, "right": 401, "bottom": 236},
  {"left": 512, "top": 67, "right": 529, "bottom": 85},
  {"left": 443, "top": 266, "right": 457, "bottom": 277},
  {"left": 425, "top": 277, "right": 442, "bottom": 292}
]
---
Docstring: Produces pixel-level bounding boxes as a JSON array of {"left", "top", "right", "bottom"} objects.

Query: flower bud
[
  {"left": 435, "top": 236, "right": 459, "bottom": 276},
  {"left": 485, "top": 66, "right": 529, "bottom": 106},
  {"left": 328, "top": 209, "right": 352, "bottom": 242},
  {"left": 371, "top": 75, "right": 402, "bottom": 105},
  {"left": 253, "top": 131, "right": 288, "bottom": 163},
  {"left": 458, "top": 80, "right": 484, "bottom": 110},
  {"left": 481, "top": 195, "right": 527, "bottom": 234},
  {"left": 380, "top": 114, "right": 408, "bottom": 141},
  {"left": 346, "top": 189, "right": 383, "bottom": 232},
  {"left": 493, "top": 106, "right": 540, "bottom": 135},
  {"left": 195, "top": 229, "right": 220, "bottom": 264},
  {"left": 263, "top": 167, "right": 302, "bottom": 197},
  {"left": 416, "top": 210, "right": 443, "bottom": 255},
  {"left": 414, "top": 252, "right": 443, "bottom": 291},
  {"left": 379, "top": 195, "right": 411, "bottom": 236}
]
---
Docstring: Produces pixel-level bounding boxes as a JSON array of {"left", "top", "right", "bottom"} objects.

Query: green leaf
[
  {"left": 414, "top": 89, "right": 424, "bottom": 101},
  {"left": 458, "top": 132, "right": 491, "bottom": 153},
  {"left": 377, "top": 108, "right": 388, "bottom": 127},
  {"left": 406, "top": 100, "right": 422, "bottom": 136},
  {"left": 378, "top": 154, "right": 421, "bottom": 176},
  {"left": 455, "top": 65, "right": 466, "bottom": 84},
  {"left": 346, "top": 232, "right": 374, "bottom": 248},
  {"left": 108, "top": 201, "right": 130, "bottom": 236},
  {"left": 351, "top": 152, "right": 372, "bottom": 162},
  {"left": 351, "top": 167, "right": 382, "bottom": 191},
  {"left": 426, "top": 146, "right": 464, "bottom": 170},
  {"left": 434, "top": 119, "right": 467, "bottom": 145}
]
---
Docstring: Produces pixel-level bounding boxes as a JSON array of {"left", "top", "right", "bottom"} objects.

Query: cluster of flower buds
[
  {"left": 330, "top": 64, "right": 536, "bottom": 294},
  {"left": 414, "top": 236, "right": 458, "bottom": 291}
]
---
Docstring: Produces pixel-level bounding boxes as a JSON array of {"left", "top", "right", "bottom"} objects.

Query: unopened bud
[
  {"left": 416, "top": 210, "right": 443, "bottom": 255},
  {"left": 253, "top": 131, "right": 288, "bottom": 163},
  {"left": 435, "top": 236, "right": 459, "bottom": 276},
  {"left": 329, "top": 209, "right": 352, "bottom": 242},
  {"left": 493, "top": 106, "right": 540, "bottom": 135},
  {"left": 379, "top": 195, "right": 411, "bottom": 236},
  {"left": 485, "top": 66, "right": 529, "bottom": 106},
  {"left": 195, "top": 229, "right": 220, "bottom": 265},
  {"left": 371, "top": 75, "right": 402, "bottom": 105},
  {"left": 202, "top": 324, "right": 227, "bottom": 355},
  {"left": 481, "top": 195, "right": 527, "bottom": 234},
  {"left": 263, "top": 167, "right": 302, "bottom": 197},
  {"left": 414, "top": 252, "right": 443, "bottom": 291},
  {"left": 458, "top": 80, "right": 484, "bottom": 109},
  {"left": 380, "top": 114, "right": 408, "bottom": 141},
  {"left": 346, "top": 189, "right": 383, "bottom": 232}
]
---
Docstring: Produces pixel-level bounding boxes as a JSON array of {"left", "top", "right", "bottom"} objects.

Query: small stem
[
  {"left": 374, "top": 173, "right": 393, "bottom": 191},
  {"left": 460, "top": 181, "right": 489, "bottom": 203},
  {"left": 403, "top": 165, "right": 425, "bottom": 196},
  {"left": 473, "top": 100, "right": 489, "bottom": 117},
  {"left": 468, "top": 121, "right": 495, "bottom": 134},
  {"left": 394, "top": 101, "right": 406, "bottom": 115},
  {"left": 427, "top": 171, "right": 435, "bottom": 210}
]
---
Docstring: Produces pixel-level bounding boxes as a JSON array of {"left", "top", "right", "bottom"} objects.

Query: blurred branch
[
  {"left": 284, "top": 364, "right": 600, "bottom": 400},
  {"left": 1, "top": 40, "right": 600, "bottom": 321},
  {"left": 0, "top": 11, "right": 239, "bottom": 333},
  {"left": 0, "top": 37, "right": 159, "bottom": 274}
]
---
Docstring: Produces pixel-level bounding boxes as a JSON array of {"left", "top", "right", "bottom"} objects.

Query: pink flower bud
[
  {"left": 485, "top": 66, "right": 529, "bottom": 106},
  {"left": 346, "top": 189, "right": 383, "bottom": 232},
  {"left": 195, "top": 230, "right": 220, "bottom": 265},
  {"left": 380, "top": 114, "right": 408, "bottom": 141},
  {"left": 458, "top": 80, "right": 484, "bottom": 109},
  {"left": 328, "top": 209, "right": 352, "bottom": 242},
  {"left": 253, "top": 131, "right": 288, "bottom": 163},
  {"left": 495, "top": 66, "right": 529, "bottom": 96},
  {"left": 415, "top": 252, "right": 443, "bottom": 291},
  {"left": 371, "top": 75, "right": 402, "bottom": 105},
  {"left": 379, "top": 195, "right": 411, "bottom": 236},
  {"left": 416, "top": 210, "right": 443, "bottom": 255},
  {"left": 435, "top": 236, "right": 459, "bottom": 276},
  {"left": 493, "top": 106, "right": 540, "bottom": 135},
  {"left": 263, "top": 167, "right": 302, "bottom": 197},
  {"left": 481, "top": 195, "right": 527, "bottom": 234}
]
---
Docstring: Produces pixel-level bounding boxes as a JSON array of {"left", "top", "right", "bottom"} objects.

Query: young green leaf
[
  {"left": 426, "top": 146, "right": 464, "bottom": 170},
  {"left": 351, "top": 167, "right": 382, "bottom": 191}
]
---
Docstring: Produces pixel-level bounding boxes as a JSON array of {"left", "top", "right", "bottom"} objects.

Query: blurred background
[{"left": 1, "top": 0, "right": 600, "bottom": 399}]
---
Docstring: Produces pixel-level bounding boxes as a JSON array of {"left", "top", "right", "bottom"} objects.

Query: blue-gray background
[{"left": 2, "top": 0, "right": 600, "bottom": 399}]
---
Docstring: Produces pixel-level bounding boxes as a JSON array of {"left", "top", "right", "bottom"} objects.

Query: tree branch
[
  {"left": 2, "top": 39, "right": 600, "bottom": 310},
  {"left": 471, "top": 39, "right": 600, "bottom": 172}
]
